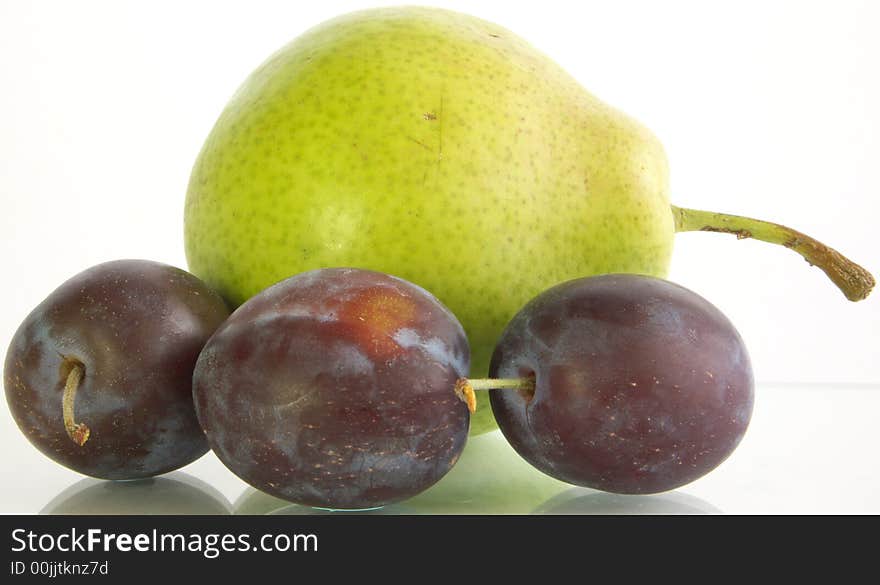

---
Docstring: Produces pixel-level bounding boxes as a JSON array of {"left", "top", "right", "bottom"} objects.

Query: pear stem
[
  {"left": 62, "top": 362, "right": 90, "bottom": 446},
  {"left": 454, "top": 377, "right": 535, "bottom": 414},
  {"left": 672, "top": 205, "right": 875, "bottom": 302}
]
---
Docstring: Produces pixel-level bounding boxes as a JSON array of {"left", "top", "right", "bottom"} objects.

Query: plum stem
[
  {"left": 454, "top": 378, "right": 535, "bottom": 414},
  {"left": 62, "top": 362, "right": 90, "bottom": 446},
  {"left": 672, "top": 205, "right": 875, "bottom": 301}
]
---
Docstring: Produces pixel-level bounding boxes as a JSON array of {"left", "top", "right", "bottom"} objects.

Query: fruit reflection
[
  {"left": 40, "top": 472, "right": 232, "bottom": 515},
  {"left": 533, "top": 487, "right": 721, "bottom": 515}
]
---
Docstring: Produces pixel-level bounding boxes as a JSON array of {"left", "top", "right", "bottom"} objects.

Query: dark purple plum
[
  {"left": 4, "top": 259, "right": 230, "bottom": 480},
  {"left": 489, "top": 274, "right": 754, "bottom": 494},
  {"left": 193, "top": 268, "right": 471, "bottom": 510}
]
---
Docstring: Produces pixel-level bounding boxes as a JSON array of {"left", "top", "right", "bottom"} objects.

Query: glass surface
[{"left": 3, "top": 385, "right": 879, "bottom": 515}]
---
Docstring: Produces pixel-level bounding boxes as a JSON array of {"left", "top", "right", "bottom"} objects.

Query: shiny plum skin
[
  {"left": 489, "top": 274, "right": 754, "bottom": 494},
  {"left": 3, "top": 260, "right": 230, "bottom": 480},
  {"left": 193, "top": 268, "right": 470, "bottom": 510}
]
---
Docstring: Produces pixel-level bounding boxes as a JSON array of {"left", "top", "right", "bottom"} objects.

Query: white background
[{"left": 1, "top": 0, "right": 878, "bottom": 514}]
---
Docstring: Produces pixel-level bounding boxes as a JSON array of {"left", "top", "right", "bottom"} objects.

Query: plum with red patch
[{"left": 193, "top": 268, "right": 470, "bottom": 509}]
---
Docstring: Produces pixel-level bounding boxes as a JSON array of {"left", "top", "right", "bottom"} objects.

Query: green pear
[{"left": 184, "top": 7, "right": 874, "bottom": 435}]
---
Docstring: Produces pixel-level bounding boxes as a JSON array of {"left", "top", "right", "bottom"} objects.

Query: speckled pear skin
[{"left": 184, "top": 7, "right": 674, "bottom": 434}]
